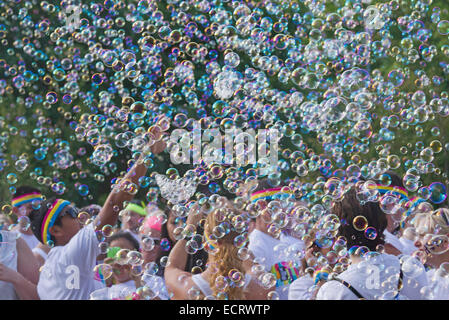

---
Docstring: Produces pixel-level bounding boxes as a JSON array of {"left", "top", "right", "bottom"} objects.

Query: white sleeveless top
[
  {"left": 191, "top": 273, "right": 252, "bottom": 297},
  {"left": 0, "top": 231, "right": 19, "bottom": 300}
]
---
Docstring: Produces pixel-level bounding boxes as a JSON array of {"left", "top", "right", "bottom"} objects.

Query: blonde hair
[
  {"left": 412, "top": 208, "right": 449, "bottom": 235},
  {"left": 204, "top": 201, "right": 246, "bottom": 300}
]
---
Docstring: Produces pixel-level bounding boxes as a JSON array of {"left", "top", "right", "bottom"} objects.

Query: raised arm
[{"left": 94, "top": 140, "right": 166, "bottom": 230}]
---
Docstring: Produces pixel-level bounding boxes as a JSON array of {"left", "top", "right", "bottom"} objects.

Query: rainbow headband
[
  {"left": 366, "top": 184, "right": 409, "bottom": 200},
  {"left": 12, "top": 192, "right": 43, "bottom": 208},
  {"left": 250, "top": 187, "right": 294, "bottom": 203},
  {"left": 41, "top": 199, "right": 71, "bottom": 244}
]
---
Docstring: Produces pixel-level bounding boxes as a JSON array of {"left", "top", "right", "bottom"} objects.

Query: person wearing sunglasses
[
  {"left": 410, "top": 208, "right": 449, "bottom": 299},
  {"left": 29, "top": 140, "right": 166, "bottom": 300}
]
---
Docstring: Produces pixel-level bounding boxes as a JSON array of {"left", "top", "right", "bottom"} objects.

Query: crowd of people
[{"left": 0, "top": 150, "right": 448, "bottom": 300}]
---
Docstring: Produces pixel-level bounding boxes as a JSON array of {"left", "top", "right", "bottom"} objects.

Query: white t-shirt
[
  {"left": 248, "top": 229, "right": 305, "bottom": 300},
  {"left": 37, "top": 223, "right": 101, "bottom": 300},
  {"left": 0, "top": 231, "right": 19, "bottom": 300},
  {"left": 427, "top": 269, "right": 449, "bottom": 300},
  {"left": 288, "top": 275, "right": 315, "bottom": 300},
  {"left": 316, "top": 254, "right": 429, "bottom": 300},
  {"left": 141, "top": 274, "right": 170, "bottom": 300},
  {"left": 90, "top": 280, "right": 136, "bottom": 300},
  {"left": 191, "top": 273, "right": 252, "bottom": 298}
]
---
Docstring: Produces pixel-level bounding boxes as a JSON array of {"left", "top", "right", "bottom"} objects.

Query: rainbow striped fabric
[
  {"left": 270, "top": 261, "right": 301, "bottom": 287},
  {"left": 40, "top": 199, "right": 71, "bottom": 244},
  {"left": 250, "top": 187, "right": 294, "bottom": 203},
  {"left": 366, "top": 184, "right": 409, "bottom": 200},
  {"left": 12, "top": 192, "right": 43, "bottom": 208}
]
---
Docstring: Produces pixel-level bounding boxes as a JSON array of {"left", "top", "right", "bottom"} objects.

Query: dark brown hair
[{"left": 332, "top": 187, "right": 387, "bottom": 251}]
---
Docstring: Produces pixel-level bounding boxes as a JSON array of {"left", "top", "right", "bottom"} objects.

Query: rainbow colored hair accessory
[
  {"left": 251, "top": 187, "right": 294, "bottom": 203},
  {"left": 40, "top": 199, "right": 71, "bottom": 244},
  {"left": 366, "top": 184, "right": 409, "bottom": 200},
  {"left": 270, "top": 261, "right": 301, "bottom": 287},
  {"left": 203, "top": 231, "right": 217, "bottom": 251},
  {"left": 12, "top": 192, "right": 43, "bottom": 208}
]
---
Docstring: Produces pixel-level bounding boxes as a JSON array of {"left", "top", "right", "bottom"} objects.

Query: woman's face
[
  {"left": 413, "top": 224, "right": 449, "bottom": 267},
  {"left": 140, "top": 229, "right": 163, "bottom": 265},
  {"left": 166, "top": 213, "right": 183, "bottom": 243},
  {"left": 122, "top": 210, "right": 143, "bottom": 232}
]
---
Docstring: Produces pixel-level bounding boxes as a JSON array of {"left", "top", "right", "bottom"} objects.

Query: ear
[
  {"left": 49, "top": 224, "right": 64, "bottom": 239},
  {"left": 12, "top": 206, "right": 19, "bottom": 215}
]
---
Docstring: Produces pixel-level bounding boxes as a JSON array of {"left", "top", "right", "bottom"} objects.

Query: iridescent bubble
[
  {"left": 428, "top": 182, "right": 446, "bottom": 204},
  {"left": 77, "top": 184, "right": 89, "bottom": 196},
  {"left": 353, "top": 216, "right": 368, "bottom": 231},
  {"left": 18, "top": 216, "right": 30, "bottom": 232},
  {"left": 364, "top": 227, "right": 377, "bottom": 240},
  {"left": 437, "top": 20, "right": 449, "bottom": 35}
]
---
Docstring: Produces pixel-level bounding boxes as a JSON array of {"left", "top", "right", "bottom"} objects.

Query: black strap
[
  {"left": 333, "top": 277, "right": 365, "bottom": 300},
  {"left": 394, "top": 261, "right": 404, "bottom": 300}
]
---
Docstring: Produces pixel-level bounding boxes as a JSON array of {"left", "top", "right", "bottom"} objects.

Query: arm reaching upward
[{"left": 94, "top": 140, "right": 166, "bottom": 231}]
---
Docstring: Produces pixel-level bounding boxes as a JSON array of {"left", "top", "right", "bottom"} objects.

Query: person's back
[{"left": 317, "top": 253, "right": 428, "bottom": 300}]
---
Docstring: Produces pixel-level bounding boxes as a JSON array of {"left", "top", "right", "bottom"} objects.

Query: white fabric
[
  {"left": 427, "top": 269, "right": 449, "bottom": 300},
  {"left": 398, "top": 236, "right": 417, "bottom": 255},
  {"left": 0, "top": 231, "right": 19, "bottom": 300},
  {"left": 191, "top": 273, "right": 252, "bottom": 298},
  {"left": 37, "top": 223, "right": 101, "bottom": 300},
  {"left": 191, "top": 273, "right": 213, "bottom": 297},
  {"left": 383, "top": 230, "right": 405, "bottom": 253},
  {"left": 14, "top": 231, "right": 39, "bottom": 250},
  {"left": 141, "top": 274, "right": 170, "bottom": 300},
  {"left": 249, "top": 230, "right": 305, "bottom": 270},
  {"left": 248, "top": 229, "right": 305, "bottom": 300},
  {"left": 316, "top": 254, "right": 428, "bottom": 300},
  {"left": 90, "top": 280, "right": 136, "bottom": 300},
  {"left": 288, "top": 275, "right": 315, "bottom": 300}
]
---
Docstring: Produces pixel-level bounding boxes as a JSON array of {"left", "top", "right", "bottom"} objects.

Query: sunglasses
[{"left": 59, "top": 206, "right": 79, "bottom": 220}]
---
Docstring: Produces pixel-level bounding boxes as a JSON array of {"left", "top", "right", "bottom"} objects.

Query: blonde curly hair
[{"left": 203, "top": 200, "right": 248, "bottom": 300}]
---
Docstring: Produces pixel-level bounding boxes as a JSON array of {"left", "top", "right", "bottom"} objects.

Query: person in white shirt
[
  {"left": 247, "top": 180, "right": 305, "bottom": 300},
  {"left": 411, "top": 208, "right": 449, "bottom": 300},
  {"left": 28, "top": 140, "right": 166, "bottom": 300},
  {"left": 316, "top": 187, "right": 428, "bottom": 300},
  {"left": 0, "top": 230, "right": 40, "bottom": 299},
  {"left": 165, "top": 198, "right": 271, "bottom": 300},
  {"left": 10, "top": 186, "right": 43, "bottom": 250}
]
